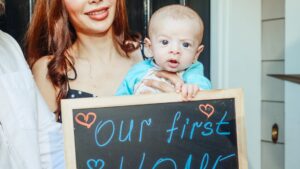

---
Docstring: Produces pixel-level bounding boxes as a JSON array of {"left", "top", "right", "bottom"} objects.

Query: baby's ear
[
  {"left": 194, "top": 44, "right": 204, "bottom": 61},
  {"left": 144, "top": 38, "right": 152, "bottom": 47},
  {"left": 143, "top": 38, "right": 153, "bottom": 58}
]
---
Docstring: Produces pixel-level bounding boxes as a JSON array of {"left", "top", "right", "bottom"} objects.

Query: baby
[{"left": 116, "top": 4, "right": 211, "bottom": 99}]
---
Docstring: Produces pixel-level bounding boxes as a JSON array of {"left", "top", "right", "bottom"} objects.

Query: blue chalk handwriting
[
  {"left": 94, "top": 120, "right": 115, "bottom": 147},
  {"left": 94, "top": 118, "right": 153, "bottom": 147},
  {"left": 216, "top": 111, "right": 231, "bottom": 135},
  {"left": 139, "top": 119, "right": 152, "bottom": 142},
  {"left": 87, "top": 159, "right": 105, "bottom": 169},
  {"left": 119, "top": 119, "right": 134, "bottom": 142},
  {"left": 166, "top": 111, "right": 231, "bottom": 143},
  {"left": 152, "top": 157, "right": 177, "bottom": 169}
]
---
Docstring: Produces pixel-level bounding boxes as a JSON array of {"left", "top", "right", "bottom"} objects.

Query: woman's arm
[{"left": 32, "top": 56, "right": 58, "bottom": 112}]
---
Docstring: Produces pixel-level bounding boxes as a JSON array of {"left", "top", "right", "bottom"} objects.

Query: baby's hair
[{"left": 148, "top": 4, "right": 204, "bottom": 41}]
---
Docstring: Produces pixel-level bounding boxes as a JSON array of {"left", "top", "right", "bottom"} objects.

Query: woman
[{"left": 26, "top": 0, "right": 178, "bottom": 121}]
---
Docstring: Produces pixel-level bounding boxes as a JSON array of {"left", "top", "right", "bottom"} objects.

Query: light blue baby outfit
[{"left": 115, "top": 59, "right": 212, "bottom": 96}]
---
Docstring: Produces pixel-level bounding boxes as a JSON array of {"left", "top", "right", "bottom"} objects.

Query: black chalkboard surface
[{"left": 62, "top": 89, "right": 247, "bottom": 169}]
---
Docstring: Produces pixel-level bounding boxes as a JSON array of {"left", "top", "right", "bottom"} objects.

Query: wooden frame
[{"left": 61, "top": 88, "right": 247, "bottom": 169}]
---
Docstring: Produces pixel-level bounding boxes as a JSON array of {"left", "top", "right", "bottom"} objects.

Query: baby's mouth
[{"left": 167, "top": 59, "right": 179, "bottom": 68}]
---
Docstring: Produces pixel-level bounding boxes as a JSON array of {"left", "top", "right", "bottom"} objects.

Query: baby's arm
[
  {"left": 180, "top": 61, "right": 212, "bottom": 100},
  {"left": 115, "top": 60, "right": 153, "bottom": 96},
  {"left": 155, "top": 70, "right": 184, "bottom": 93},
  {"left": 115, "top": 78, "right": 133, "bottom": 96},
  {"left": 149, "top": 69, "right": 207, "bottom": 101},
  {"left": 153, "top": 71, "right": 199, "bottom": 101}
]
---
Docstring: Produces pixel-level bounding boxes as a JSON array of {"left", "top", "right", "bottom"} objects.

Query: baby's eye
[
  {"left": 160, "top": 40, "right": 169, "bottom": 45},
  {"left": 182, "top": 42, "right": 191, "bottom": 48}
]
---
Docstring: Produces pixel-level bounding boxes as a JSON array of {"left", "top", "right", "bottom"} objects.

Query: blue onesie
[{"left": 115, "top": 59, "right": 212, "bottom": 96}]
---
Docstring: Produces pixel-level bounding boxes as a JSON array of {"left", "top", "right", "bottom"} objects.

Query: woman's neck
[{"left": 72, "top": 30, "right": 123, "bottom": 64}]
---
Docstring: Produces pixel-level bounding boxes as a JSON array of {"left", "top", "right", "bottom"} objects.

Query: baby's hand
[
  {"left": 180, "top": 84, "right": 200, "bottom": 101},
  {"left": 175, "top": 81, "right": 184, "bottom": 93}
]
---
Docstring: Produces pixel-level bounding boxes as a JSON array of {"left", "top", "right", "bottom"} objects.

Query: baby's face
[{"left": 149, "top": 18, "right": 203, "bottom": 72}]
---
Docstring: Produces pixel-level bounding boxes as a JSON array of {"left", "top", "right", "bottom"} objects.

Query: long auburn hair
[{"left": 25, "top": 0, "right": 138, "bottom": 116}]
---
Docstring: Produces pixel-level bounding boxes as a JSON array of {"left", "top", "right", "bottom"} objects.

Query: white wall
[
  {"left": 211, "top": 0, "right": 261, "bottom": 169},
  {"left": 285, "top": 0, "right": 300, "bottom": 168}
]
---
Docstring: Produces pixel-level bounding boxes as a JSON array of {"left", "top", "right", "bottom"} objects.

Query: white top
[{"left": 0, "top": 30, "right": 65, "bottom": 169}]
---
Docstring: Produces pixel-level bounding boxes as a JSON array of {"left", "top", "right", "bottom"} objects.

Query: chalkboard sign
[{"left": 61, "top": 89, "right": 247, "bottom": 169}]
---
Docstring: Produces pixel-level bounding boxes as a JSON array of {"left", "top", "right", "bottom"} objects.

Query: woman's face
[{"left": 64, "top": 0, "right": 117, "bottom": 35}]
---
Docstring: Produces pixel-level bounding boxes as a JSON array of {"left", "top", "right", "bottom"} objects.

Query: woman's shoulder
[
  {"left": 31, "top": 55, "right": 58, "bottom": 112},
  {"left": 31, "top": 55, "right": 53, "bottom": 77}
]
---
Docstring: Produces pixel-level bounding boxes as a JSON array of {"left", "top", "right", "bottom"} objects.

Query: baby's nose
[
  {"left": 169, "top": 50, "right": 180, "bottom": 55},
  {"left": 169, "top": 42, "right": 181, "bottom": 55}
]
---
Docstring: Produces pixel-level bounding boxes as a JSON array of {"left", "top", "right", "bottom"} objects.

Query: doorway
[{"left": 0, "top": 0, "right": 32, "bottom": 46}]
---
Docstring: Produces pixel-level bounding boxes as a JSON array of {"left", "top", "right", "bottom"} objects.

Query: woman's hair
[
  {"left": 25, "top": 0, "right": 139, "bottom": 115},
  {"left": 0, "top": 0, "right": 5, "bottom": 16}
]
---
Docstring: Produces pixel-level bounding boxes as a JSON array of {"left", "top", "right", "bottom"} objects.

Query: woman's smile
[{"left": 85, "top": 7, "right": 109, "bottom": 21}]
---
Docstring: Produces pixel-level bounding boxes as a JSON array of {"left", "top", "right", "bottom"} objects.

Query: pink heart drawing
[
  {"left": 75, "top": 112, "right": 97, "bottom": 129},
  {"left": 199, "top": 104, "right": 215, "bottom": 118}
]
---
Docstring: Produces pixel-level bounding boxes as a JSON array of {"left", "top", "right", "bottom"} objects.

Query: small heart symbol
[
  {"left": 199, "top": 104, "right": 215, "bottom": 118},
  {"left": 75, "top": 112, "right": 97, "bottom": 128},
  {"left": 87, "top": 159, "right": 105, "bottom": 169}
]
